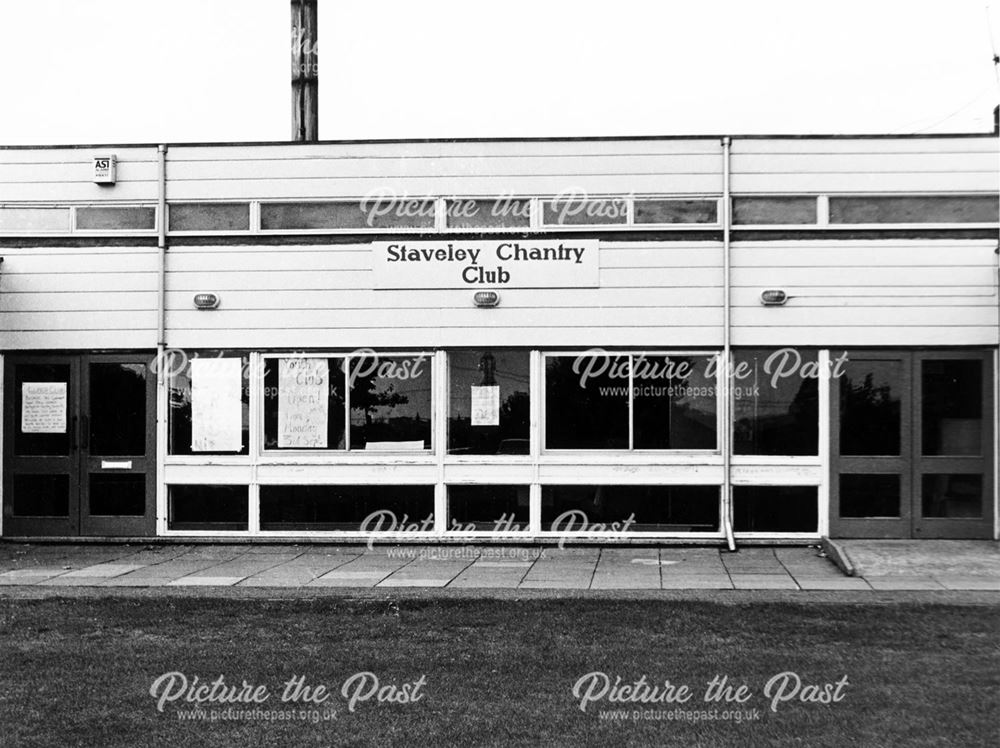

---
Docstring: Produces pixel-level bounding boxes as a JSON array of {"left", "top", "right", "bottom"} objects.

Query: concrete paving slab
[
  {"left": 378, "top": 577, "right": 452, "bottom": 588},
  {"left": 661, "top": 577, "right": 733, "bottom": 589},
  {"left": 60, "top": 564, "right": 146, "bottom": 578},
  {"left": 100, "top": 577, "right": 171, "bottom": 587},
  {"left": 38, "top": 577, "right": 116, "bottom": 587},
  {"left": 839, "top": 540, "right": 1000, "bottom": 577},
  {"left": 865, "top": 577, "right": 947, "bottom": 591},
  {"left": 931, "top": 576, "right": 1000, "bottom": 591},
  {"left": 518, "top": 580, "right": 591, "bottom": 589},
  {"left": 0, "top": 568, "right": 69, "bottom": 578},
  {"left": 731, "top": 575, "right": 800, "bottom": 590},
  {"left": 794, "top": 577, "right": 873, "bottom": 591},
  {"left": 308, "top": 577, "right": 380, "bottom": 588},
  {"left": 316, "top": 570, "right": 388, "bottom": 580},
  {"left": 167, "top": 576, "right": 245, "bottom": 587}
]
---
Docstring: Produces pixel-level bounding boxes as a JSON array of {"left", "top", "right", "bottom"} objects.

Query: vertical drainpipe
[
  {"left": 156, "top": 145, "right": 167, "bottom": 534},
  {"left": 721, "top": 136, "right": 736, "bottom": 552}
]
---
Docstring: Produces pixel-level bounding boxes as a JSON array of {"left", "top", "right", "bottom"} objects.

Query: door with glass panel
[
  {"left": 3, "top": 354, "right": 155, "bottom": 536},
  {"left": 831, "top": 350, "right": 993, "bottom": 539}
]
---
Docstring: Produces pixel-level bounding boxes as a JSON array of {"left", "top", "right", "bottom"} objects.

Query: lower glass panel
[
  {"left": 839, "top": 474, "right": 901, "bottom": 518},
  {"left": 733, "top": 486, "right": 818, "bottom": 533},
  {"left": 448, "top": 485, "right": 530, "bottom": 531},
  {"left": 921, "top": 474, "right": 983, "bottom": 518},
  {"left": 12, "top": 474, "right": 70, "bottom": 517},
  {"left": 259, "top": 485, "right": 435, "bottom": 532},
  {"left": 89, "top": 474, "right": 145, "bottom": 516},
  {"left": 168, "top": 485, "right": 248, "bottom": 531},
  {"left": 540, "top": 485, "right": 719, "bottom": 532}
]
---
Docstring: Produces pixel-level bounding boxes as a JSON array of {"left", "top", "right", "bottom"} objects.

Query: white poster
[
  {"left": 21, "top": 382, "right": 67, "bottom": 434},
  {"left": 471, "top": 385, "right": 500, "bottom": 426},
  {"left": 191, "top": 357, "right": 243, "bottom": 452},
  {"left": 278, "top": 358, "right": 329, "bottom": 448}
]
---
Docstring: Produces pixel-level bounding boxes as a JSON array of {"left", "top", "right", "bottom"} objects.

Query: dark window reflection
[
  {"left": 733, "top": 486, "right": 818, "bottom": 532},
  {"left": 839, "top": 474, "right": 901, "bottom": 518},
  {"left": 545, "top": 355, "right": 629, "bottom": 449},
  {"left": 541, "top": 485, "right": 719, "bottom": 532},
  {"left": 90, "top": 474, "right": 145, "bottom": 516},
  {"left": 734, "top": 349, "right": 818, "bottom": 456},
  {"left": 168, "top": 485, "right": 248, "bottom": 530},
  {"left": 90, "top": 363, "right": 147, "bottom": 456},
  {"left": 448, "top": 485, "right": 530, "bottom": 531},
  {"left": 921, "top": 360, "right": 982, "bottom": 456},
  {"left": 259, "top": 485, "right": 434, "bottom": 532},
  {"left": 921, "top": 474, "right": 982, "bottom": 518},
  {"left": 348, "top": 355, "right": 432, "bottom": 450},
  {"left": 448, "top": 351, "right": 529, "bottom": 455},
  {"left": 632, "top": 355, "right": 716, "bottom": 449},
  {"left": 839, "top": 359, "right": 902, "bottom": 456}
]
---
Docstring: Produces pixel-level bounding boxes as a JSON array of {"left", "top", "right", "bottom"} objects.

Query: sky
[{"left": 0, "top": 0, "right": 998, "bottom": 144}]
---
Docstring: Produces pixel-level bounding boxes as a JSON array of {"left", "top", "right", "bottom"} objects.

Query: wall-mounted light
[
  {"left": 760, "top": 289, "right": 788, "bottom": 306},
  {"left": 193, "top": 293, "right": 221, "bottom": 310},
  {"left": 473, "top": 291, "right": 500, "bottom": 307}
]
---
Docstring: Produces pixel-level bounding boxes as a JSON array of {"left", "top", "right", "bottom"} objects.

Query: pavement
[{"left": 0, "top": 540, "right": 997, "bottom": 592}]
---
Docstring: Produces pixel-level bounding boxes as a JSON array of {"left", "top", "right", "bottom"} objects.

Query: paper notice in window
[
  {"left": 471, "top": 385, "right": 500, "bottom": 426},
  {"left": 278, "top": 358, "right": 329, "bottom": 448},
  {"left": 21, "top": 382, "right": 67, "bottom": 434},
  {"left": 191, "top": 357, "right": 243, "bottom": 452}
]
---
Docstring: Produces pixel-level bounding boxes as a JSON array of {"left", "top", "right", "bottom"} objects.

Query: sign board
[
  {"left": 278, "top": 358, "right": 329, "bottom": 448},
  {"left": 191, "top": 358, "right": 243, "bottom": 452},
  {"left": 21, "top": 382, "right": 67, "bottom": 434},
  {"left": 371, "top": 240, "right": 599, "bottom": 289},
  {"left": 470, "top": 385, "right": 500, "bottom": 426},
  {"left": 93, "top": 155, "right": 116, "bottom": 184}
]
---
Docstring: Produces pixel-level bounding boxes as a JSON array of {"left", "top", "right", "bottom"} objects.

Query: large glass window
[
  {"left": 921, "top": 359, "right": 982, "bottom": 456},
  {"left": 448, "top": 485, "right": 530, "bottom": 531},
  {"left": 264, "top": 357, "right": 346, "bottom": 450},
  {"left": 545, "top": 353, "right": 717, "bottom": 450},
  {"left": 839, "top": 357, "right": 903, "bottom": 456},
  {"left": 168, "top": 485, "right": 248, "bottom": 531},
  {"left": 348, "top": 354, "right": 432, "bottom": 450},
  {"left": 541, "top": 485, "right": 720, "bottom": 533},
  {"left": 445, "top": 199, "right": 531, "bottom": 229},
  {"left": 167, "top": 351, "right": 250, "bottom": 456},
  {"left": 829, "top": 195, "right": 999, "bottom": 224},
  {"left": 259, "top": 485, "right": 434, "bottom": 532},
  {"left": 733, "top": 349, "right": 818, "bottom": 456},
  {"left": 733, "top": 486, "right": 818, "bottom": 532},
  {"left": 448, "top": 350, "right": 529, "bottom": 455},
  {"left": 732, "top": 197, "right": 817, "bottom": 225}
]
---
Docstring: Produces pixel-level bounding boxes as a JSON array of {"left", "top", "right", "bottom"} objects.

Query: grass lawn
[{"left": 0, "top": 597, "right": 996, "bottom": 747}]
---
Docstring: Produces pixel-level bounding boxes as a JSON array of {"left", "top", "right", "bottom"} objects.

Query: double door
[
  {"left": 831, "top": 350, "right": 994, "bottom": 539},
  {"left": 3, "top": 354, "right": 156, "bottom": 536}
]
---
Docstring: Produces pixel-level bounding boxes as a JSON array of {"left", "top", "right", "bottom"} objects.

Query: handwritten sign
[
  {"left": 191, "top": 358, "right": 243, "bottom": 452},
  {"left": 21, "top": 382, "right": 67, "bottom": 434},
  {"left": 278, "top": 358, "right": 329, "bottom": 448},
  {"left": 372, "top": 240, "right": 599, "bottom": 289},
  {"left": 470, "top": 385, "right": 500, "bottom": 426}
]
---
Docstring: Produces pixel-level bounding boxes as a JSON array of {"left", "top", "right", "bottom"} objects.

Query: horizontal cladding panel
[
  {"left": 0, "top": 182, "right": 158, "bottom": 202},
  {"left": 167, "top": 153, "right": 724, "bottom": 182},
  {"left": 442, "top": 464, "right": 538, "bottom": 483},
  {"left": 730, "top": 172, "right": 997, "bottom": 193},
  {"left": 732, "top": 266, "right": 993, "bottom": 286},
  {"left": 731, "top": 242, "right": 998, "bottom": 267},
  {"left": 731, "top": 137, "right": 997, "bottom": 154},
  {"left": 0, "top": 272, "right": 156, "bottom": 293},
  {"left": 167, "top": 140, "right": 723, "bottom": 162},
  {"left": 0, "top": 160, "right": 159, "bottom": 184},
  {"left": 164, "top": 287, "right": 723, "bottom": 310},
  {"left": 0, "top": 252, "right": 159, "bottom": 274},
  {"left": 1, "top": 291, "right": 153, "bottom": 312},
  {"left": 165, "top": 174, "right": 724, "bottom": 200},
  {"left": 163, "top": 464, "right": 253, "bottom": 484},
  {"left": 1, "top": 329, "right": 156, "bottom": 349},
  {"left": 731, "top": 152, "right": 997, "bottom": 175},
  {"left": 0, "top": 310, "right": 158, "bottom": 331},
  {"left": 164, "top": 267, "right": 725, "bottom": 291},
  {"left": 732, "top": 306, "right": 996, "bottom": 327},
  {"left": 166, "top": 327, "right": 723, "bottom": 349},
  {"left": 732, "top": 326, "right": 998, "bottom": 347},
  {"left": 165, "top": 307, "right": 722, "bottom": 330}
]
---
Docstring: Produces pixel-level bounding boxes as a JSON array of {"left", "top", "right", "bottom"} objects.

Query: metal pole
[{"left": 721, "top": 136, "right": 736, "bottom": 552}]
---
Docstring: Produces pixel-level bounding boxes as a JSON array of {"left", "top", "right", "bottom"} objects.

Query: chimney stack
[{"left": 291, "top": 0, "right": 319, "bottom": 141}]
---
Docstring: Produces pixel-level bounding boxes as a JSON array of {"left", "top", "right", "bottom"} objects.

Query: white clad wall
[
  {"left": 730, "top": 240, "right": 999, "bottom": 346},
  {"left": 164, "top": 241, "right": 726, "bottom": 349},
  {"left": 165, "top": 140, "right": 725, "bottom": 200},
  {"left": 730, "top": 137, "right": 998, "bottom": 193},
  {"left": 0, "top": 244, "right": 158, "bottom": 348},
  {"left": 0, "top": 147, "right": 159, "bottom": 202}
]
